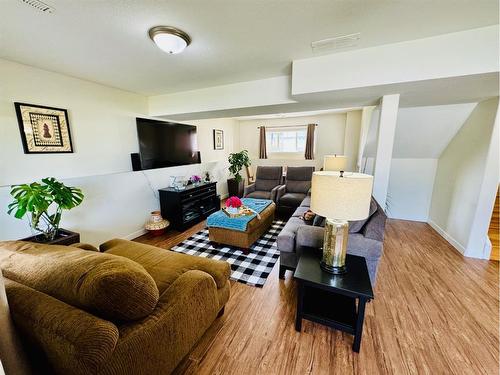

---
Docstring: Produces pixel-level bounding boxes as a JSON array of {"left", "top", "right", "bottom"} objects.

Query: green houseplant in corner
[
  {"left": 7, "top": 177, "right": 84, "bottom": 244},
  {"left": 227, "top": 150, "right": 251, "bottom": 197}
]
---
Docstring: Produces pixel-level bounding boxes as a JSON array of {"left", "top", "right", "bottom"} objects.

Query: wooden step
[{"left": 488, "top": 186, "right": 499, "bottom": 261}]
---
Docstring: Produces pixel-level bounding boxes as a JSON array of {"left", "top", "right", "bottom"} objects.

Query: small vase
[{"left": 145, "top": 211, "right": 169, "bottom": 236}]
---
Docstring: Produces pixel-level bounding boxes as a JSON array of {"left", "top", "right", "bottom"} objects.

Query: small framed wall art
[
  {"left": 14, "top": 102, "right": 74, "bottom": 154},
  {"left": 213, "top": 129, "right": 224, "bottom": 150}
]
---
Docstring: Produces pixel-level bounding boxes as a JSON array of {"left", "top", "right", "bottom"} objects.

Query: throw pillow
[
  {"left": 300, "top": 209, "right": 315, "bottom": 224},
  {"left": 313, "top": 214, "right": 326, "bottom": 227}
]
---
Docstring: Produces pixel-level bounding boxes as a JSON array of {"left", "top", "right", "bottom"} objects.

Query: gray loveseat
[{"left": 277, "top": 195, "right": 387, "bottom": 284}]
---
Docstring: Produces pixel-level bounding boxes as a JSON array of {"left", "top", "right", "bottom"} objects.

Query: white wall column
[
  {"left": 357, "top": 106, "right": 376, "bottom": 172},
  {"left": 372, "top": 94, "right": 400, "bottom": 209},
  {"left": 465, "top": 98, "right": 499, "bottom": 258}
]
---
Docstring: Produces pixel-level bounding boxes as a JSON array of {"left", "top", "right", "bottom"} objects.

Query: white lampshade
[
  {"left": 324, "top": 155, "right": 347, "bottom": 171},
  {"left": 310, "top": 171, "right": 373, "bottom": 220}
]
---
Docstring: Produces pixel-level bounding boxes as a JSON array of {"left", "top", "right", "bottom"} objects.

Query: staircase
[{"left": 489, "top": 187, "right": 499, "bottom": 261}]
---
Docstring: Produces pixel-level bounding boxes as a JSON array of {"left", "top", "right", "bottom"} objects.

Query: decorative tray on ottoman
[{"left": 222, "top": 206, "right": 261, "bottom": 220}]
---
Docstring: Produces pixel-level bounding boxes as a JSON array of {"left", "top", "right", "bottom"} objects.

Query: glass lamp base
[
  {"left": 321, "top": 218, "right": 349, "bottom": 275},
  {"left": 320, "top": 261, "right": 347, "bottom": 275}
]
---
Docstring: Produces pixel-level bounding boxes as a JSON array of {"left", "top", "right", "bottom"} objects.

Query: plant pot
[
  {"left": 227, "top": 178, "right": 245, "bottom": 198},
  {"left": 21, "top": 228, "right": 80, "bottom": 246}
]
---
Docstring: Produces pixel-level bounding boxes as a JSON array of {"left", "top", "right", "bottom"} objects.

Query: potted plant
[
  {"left": 227, "top": 150, "right": 251, "bottom": 197},
  {"left": 7, "top": 177, "right": 84, "bottom": 245}
]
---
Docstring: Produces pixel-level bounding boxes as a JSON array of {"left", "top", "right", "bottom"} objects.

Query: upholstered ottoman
[{"left": 208, "top": 202, "right": 276, "bottom": 253}]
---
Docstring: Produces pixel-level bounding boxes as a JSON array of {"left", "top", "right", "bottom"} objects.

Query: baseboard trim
[
  {"left": 428, "top": 220, "right": 466, "bottom": 254},
  {"left": 122, "top": 228, "right": 147, "bottom": 241}
]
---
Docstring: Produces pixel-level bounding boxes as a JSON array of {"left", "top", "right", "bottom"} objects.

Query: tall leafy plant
[
  {"left": 8, "top": 177, "right": 84, "bottom": 242},
  {"left": 228, "top": 150, "right": 251, "bottom": 182}
]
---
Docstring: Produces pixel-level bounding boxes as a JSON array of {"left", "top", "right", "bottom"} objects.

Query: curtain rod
[{"left": 257, "top": 124, "right": 317, "bottom": 129}]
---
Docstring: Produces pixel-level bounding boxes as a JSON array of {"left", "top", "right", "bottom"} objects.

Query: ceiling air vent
[
  {"left": 311, "top": 33, "right": 360, "bottom": 52},
  {"left": 20, "top": 0, "right": 55, "bottom": 13}
]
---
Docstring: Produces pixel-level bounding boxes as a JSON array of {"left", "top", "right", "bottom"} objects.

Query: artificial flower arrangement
[
  {"left": 223, "top": 196, "right": 258, "bottom": 218},
  {"left": 225, "top": 196, "right": 242, "bottom": 209},
  {"left": 189, "top": 175, "right": 202, "bottom": 184}
]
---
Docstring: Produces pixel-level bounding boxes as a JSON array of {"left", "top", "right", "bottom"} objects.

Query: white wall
[
  {"left": 387, "top": 158, "right": 438, "bottom": 221},
  {"left": 236, "top": 111, "right": 361, "bottom": 171},
  {"left": 0, "top": 58, "right": 148, "bottom": 185},
  {"left": 429, "top": 98, "right": 499, "bottom": 255},
  {"left": 292, "top": 25, "right": 499, "bottom": 95},
  {"left": 361, "top": 102, "right": 483, "bottom": 222},
  {"left": 0, "top": 59, "right": 238, "bottom": 245}
]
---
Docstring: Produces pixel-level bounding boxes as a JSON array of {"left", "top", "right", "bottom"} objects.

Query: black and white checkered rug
[{"left": 171, "top": 220, "right": 285, "bottom": 287}]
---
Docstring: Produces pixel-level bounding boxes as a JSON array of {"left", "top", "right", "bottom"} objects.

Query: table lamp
[
  {"left": 323, "top": 155, "right": 347, "bottom": 176},
  {"left": 310, "top": 171, "right": 373, "bottom": 274}
]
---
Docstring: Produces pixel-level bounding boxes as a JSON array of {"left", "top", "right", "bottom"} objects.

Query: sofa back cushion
[
  {"left": 286, "top": 167, "right": 314, "bottom": 193},
  {"left": 255, "top": 166, "right": 282, "bottom": 191},
  {"left": 0, "top": 241, "right": 159, "bottom": 321}
]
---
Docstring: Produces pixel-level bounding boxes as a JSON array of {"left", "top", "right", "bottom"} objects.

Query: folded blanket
[{"left": 207, "top": 198, "right": 273, "bottom": 232}]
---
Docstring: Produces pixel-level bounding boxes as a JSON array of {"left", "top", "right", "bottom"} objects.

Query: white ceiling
[{"left": 1, "top": 0, "right": 498, "bottom": 95}]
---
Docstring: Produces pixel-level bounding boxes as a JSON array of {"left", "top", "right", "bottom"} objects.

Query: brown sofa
[{"left": 0, "top": 239, "right": 231, "bottom": 375}]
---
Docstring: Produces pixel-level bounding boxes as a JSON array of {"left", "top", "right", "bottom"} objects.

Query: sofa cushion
[
  {"left": 100, "top": 239, "right": 231, "bottom": 292},
  {"left": 285, "top": 167, "right": 314, "bottom": 193},
  {"left": 286, "top": 180, "right": 311, "bottom": 194},
  {"left": 349, "top": 197, "right": 378, "bottom": 233},
  {"left": 254, "top": 166, "right": 282, "bottom": 192},
  {"left": 286, "top": 166, "right": 314, "bottom": 181},
  {"left": 300, "top": 196, "right": 311, "bottom": 207},
  {"left": 277, "top": 217, "right": 305, "bottom": 253},
  {"left": 0, "top": 241, "right": 159, "bottom": 321},
  {"left": 279, "top": 192, "right": 306, "bottom": 207},
  {"left": 245, "top": 190, "right": 272, "bottom": 199},
  {"left": 291, "top": 206, "right": 310, "bottom": 218}
]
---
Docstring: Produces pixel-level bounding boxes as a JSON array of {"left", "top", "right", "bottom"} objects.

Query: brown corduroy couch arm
[
  {"left": 5, "top": 279, "right": 119, "bottom": 375},
  {"left": 99, "top": 270, "right": 220, "bottom": 375}
]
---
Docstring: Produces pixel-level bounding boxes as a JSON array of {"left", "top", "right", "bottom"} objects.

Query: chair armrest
[
  {"left": 274, "top": 185, "right": 286, "bottom": 202},
  {"left": 112, "top": 270, "right": 220, "bottom": 375},
  {"left": 243, "top": 183, "right": 256, "bottom": 196},
  {"left": 296, "top": 225, "right": 324, "bottom": 249},
  {"left": 5, "top": 279, "right": 118, "bottom": 375}
]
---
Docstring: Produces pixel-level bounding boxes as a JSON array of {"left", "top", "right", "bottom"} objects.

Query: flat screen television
[{"left": 136, "top": 118, "right": 200, "bottom": 170}]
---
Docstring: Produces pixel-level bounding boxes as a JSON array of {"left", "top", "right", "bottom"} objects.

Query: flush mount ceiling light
[{"left": 148, "top": 26, "right": 191, "bottom": 54}]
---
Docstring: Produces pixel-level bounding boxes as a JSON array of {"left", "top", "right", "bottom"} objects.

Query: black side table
[{"left": 294, "top": 250, "right": 374, "bottom": 353}]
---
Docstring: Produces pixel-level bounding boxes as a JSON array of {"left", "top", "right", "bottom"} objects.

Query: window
[{"left": 266, "top": 127, "right": 307, "bottom": 153}]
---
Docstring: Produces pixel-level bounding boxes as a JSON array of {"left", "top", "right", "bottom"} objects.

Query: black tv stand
[{"left": 159, "top": 182, "right": 220, "bottom": 231}]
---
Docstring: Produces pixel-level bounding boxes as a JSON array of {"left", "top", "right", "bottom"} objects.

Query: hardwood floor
[{"left": 134, "top": 219, "right": 499, "bottom": 375}]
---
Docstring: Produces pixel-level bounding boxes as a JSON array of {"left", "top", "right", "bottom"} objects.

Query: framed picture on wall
[
  {"left": 213, "top": 129, "right": 224, "bottom": 150},
  {"left": 14, "top": 102, "right": 74, "bottom": 154}
]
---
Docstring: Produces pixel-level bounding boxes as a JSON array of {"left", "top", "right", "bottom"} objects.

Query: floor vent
[
  {"left": 20, "top": 0, "right": 55, "bottom": 13},
  {"left": 311, "top": 33, "right": 360, "bottom": 52}
]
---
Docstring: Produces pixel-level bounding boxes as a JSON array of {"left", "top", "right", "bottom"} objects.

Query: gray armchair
[
  {"left": 276, "top": 166, "right": 315, "bottom": 215},
  {"left": 243, "top": 166, "right": 283, "bottom": 201},
  {"left": 277, "top": 197, "right": 387, "bottom": 284}
]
